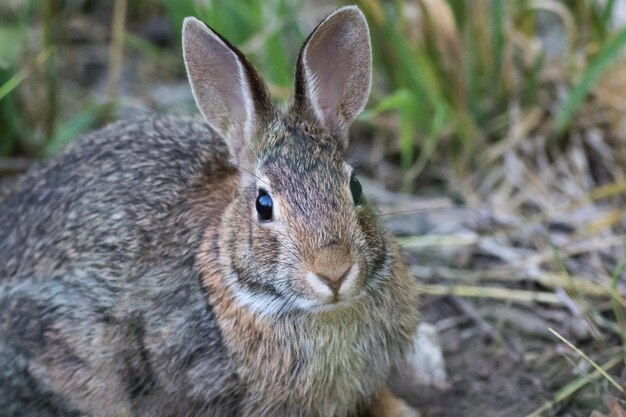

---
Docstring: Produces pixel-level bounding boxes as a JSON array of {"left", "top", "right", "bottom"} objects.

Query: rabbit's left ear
[
  {"left": 292, "top": 6, "right": 372, "bottom": 144},
  {"left": 183, "top": 17, "right": 274, "bottom": 166}
]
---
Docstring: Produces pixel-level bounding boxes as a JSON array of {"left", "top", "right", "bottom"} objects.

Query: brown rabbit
[{"left": 0, "top": 6, "right": 421, "bottom": 417}]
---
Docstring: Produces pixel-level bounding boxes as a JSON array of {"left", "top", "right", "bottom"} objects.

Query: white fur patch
[
  {"left": 305, "top": 271, "right": 334, "bottom": 298},
  {"left": 301, "top": 54, "right": 326, "bottom": 128},
  {"left": 338, "top": 263, "right": 359, "bottom": 296},
  {"left": 229, "top": 284, "right": 292, "bottom": 316}
]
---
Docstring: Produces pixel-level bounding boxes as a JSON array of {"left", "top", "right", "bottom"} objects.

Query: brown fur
[{"left": 199, "top": 221, "right": 420, "bottom": 416}]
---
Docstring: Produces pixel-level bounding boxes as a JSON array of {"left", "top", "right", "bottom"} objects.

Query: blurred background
[{"left": 1, "top": 0, "right": 626, "bottom": 416}]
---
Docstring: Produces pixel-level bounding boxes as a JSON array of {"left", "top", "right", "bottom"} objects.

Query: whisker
[
  {"left": 374, "top": 206, "right": 454, "bottom": 217},
  {"left": 239, "top": 166, "right": 271, "bottom": 188},
  {"left": 274, "top": 292, "right": 296, "bottom": 320}
]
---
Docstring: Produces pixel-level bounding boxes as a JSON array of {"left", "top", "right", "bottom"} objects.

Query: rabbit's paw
[
  {"left": 369, "top": 387, "right": 421, "bottom": 417},
  {"left": 392, "top": 399, "right": 421, "bottom": 417}
]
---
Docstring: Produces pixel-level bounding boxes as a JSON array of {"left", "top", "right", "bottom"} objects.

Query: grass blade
[
  {"left": 0, "top": 48, "right": 52, "bottom": 102},
  {"left": 524, "top": 356, "right": 624, "bottom": 417},
  {"left": 555, "top": 26, "right": 626, "bottom": 131},
  {"left": 548, "top": 328, "right": 624, "bottom": 393},
  {"left": 421, "top": 284, "right": 563, "bottom": 304}
]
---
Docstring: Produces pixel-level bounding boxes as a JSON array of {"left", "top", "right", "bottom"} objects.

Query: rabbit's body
[
  {"left": 0, "top": 117, "right": 240, "bottom": 416},
  {"left": 0, "top": 117, "right": 232, "bottom": 279},
  {"left": 0, "top": 6, "right": 421, "bottom": 417}
]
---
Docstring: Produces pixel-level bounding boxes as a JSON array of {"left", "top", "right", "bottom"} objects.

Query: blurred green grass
[
  {"left": 0, "top": 0, "right": 309, "bottom": 157},
  {"left": 358, "top": 0, "right": 626, "bottom": 179},
  {"left": 1, "top": 0, "right": 624, "bottom": 179},
  {"left": 159, "top": 0, "right": 305, "bottom": 92}
]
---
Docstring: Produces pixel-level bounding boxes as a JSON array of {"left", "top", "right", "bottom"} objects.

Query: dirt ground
[
  {"left": 394, "top": 292, "right": 623, "bottom": 417},
  {"left": 411, "top": 296, "right": 552, "bottom": 417}
]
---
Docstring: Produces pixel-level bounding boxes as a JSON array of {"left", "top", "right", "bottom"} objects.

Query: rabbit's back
[
  {"left": 0, "top": 115, "right": 234, "bottom": 279},
  {"left": 0, "top": 116, "right": 242, "bottom": 417}
]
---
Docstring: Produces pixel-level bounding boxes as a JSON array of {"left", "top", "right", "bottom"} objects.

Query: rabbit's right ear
[
  {"left": 292, "top": 6, "right": 372, "bottom": 145},
  {"left": 183, "top": 17, "right": 273, "bottom": 165}
]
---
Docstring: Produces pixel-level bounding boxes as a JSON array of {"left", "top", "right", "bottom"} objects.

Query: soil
[
  {"left": 398, "top": 294, "right": 621, "bottom": 417},
  {"left": 411, "top": 296, "right": 549, "bottom": 417}
]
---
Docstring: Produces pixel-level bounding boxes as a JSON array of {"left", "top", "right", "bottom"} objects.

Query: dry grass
[{"left": 356, "top": 3, "right": 626, "bottom": 411}]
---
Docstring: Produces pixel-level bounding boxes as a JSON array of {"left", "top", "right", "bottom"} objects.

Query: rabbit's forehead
[
  {"left": 260, "top": 147, "right": 348, "bottom": 195},
  {"left": 256, "top": 139, "right": 357, "bottom": 244}
]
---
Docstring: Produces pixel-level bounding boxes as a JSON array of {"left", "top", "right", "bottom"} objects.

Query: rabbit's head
[{"left": 184, "top": 6, "right": 389, "bottom": 315}]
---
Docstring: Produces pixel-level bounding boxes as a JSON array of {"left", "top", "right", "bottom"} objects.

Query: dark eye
[
  {"left": 350, "top": 175, "right": 363, "bottom": 205},
  {"left": 256, "top": 190, "right": 273, "bottom": 221}
]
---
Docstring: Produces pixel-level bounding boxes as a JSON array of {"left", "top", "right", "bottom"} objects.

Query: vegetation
[{"left": 1, "top": 0, "right": 625, "bottom": 415}]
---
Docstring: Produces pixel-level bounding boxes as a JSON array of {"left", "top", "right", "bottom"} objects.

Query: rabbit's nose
[
  {"left": 315, "top": 263, "right": 352, "bottom": 293},
  {"left": 307, "top": 242, "right": 359, "bottom": 298},
  {"left": 306, "top": 260, "right": 360, "bottom": 299},
  {"left": 309, "top": 245, "right": 355, "bottom": 295}
]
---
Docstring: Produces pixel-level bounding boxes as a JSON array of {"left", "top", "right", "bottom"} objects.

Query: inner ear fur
[
  {"left": 183, "top": 17, "right": 275, "bottom": 166},
  {"left": 292, "top": 6, "right": 372, "bottom": 144}
]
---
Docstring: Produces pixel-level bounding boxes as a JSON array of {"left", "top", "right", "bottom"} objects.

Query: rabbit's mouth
[
  {"left": 296, "top": 296, "right": 363, "bottom": 313},
  {"left": 305, "top": 299, "right": 356, "bottom": 313}
]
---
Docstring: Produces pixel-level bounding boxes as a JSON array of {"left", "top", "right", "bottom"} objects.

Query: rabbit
[{"left": 0, "top": 5, "right": 421, "bottom": 417}]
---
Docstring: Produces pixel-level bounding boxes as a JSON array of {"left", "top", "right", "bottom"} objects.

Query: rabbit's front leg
[
  {"left": 0, "top": 273, "right": 129, "bottom": 417},
  {"left": 367, "top": 386, "right": 420, "bottom": 417}
]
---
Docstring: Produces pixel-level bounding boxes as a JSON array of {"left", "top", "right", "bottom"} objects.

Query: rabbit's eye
[
  {"left": 256, "top": 190, "right": 273, "bottom": 221},
  {"left": 350, "top": 175, "right": 363, "bottom": 205}
]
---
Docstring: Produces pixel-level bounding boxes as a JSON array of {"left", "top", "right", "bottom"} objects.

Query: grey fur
[{"left": 1, "top": 118, "right": 240, "bottom": 416}]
